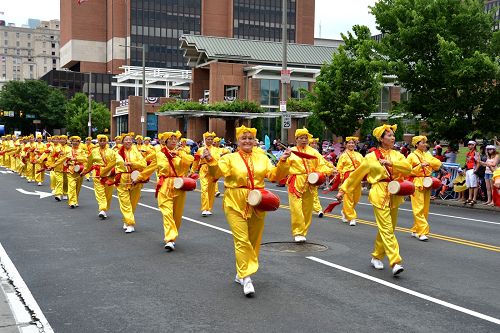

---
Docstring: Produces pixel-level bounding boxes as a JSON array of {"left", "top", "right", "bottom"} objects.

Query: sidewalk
[
  {"left": 0, "top": 270, "right": 22, "bottom": 333},
  {"left": 430, "top": 198, "right": 500, "bottom": 212}
]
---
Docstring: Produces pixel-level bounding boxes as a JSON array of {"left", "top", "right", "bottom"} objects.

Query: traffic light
[
  {"left": 0, "top": 110, "right": 3, "bottom": 117},
  {"left": 19, "top": 111, "right": 23, "bottom": 117}
]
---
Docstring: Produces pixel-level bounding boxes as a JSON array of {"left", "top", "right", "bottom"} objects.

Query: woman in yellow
[
  {"left": 309, "top": 137, "right": 325, "bottom": 218},
  {"left": 51, "top": 135, "right": 71, "bottom": 201},
  {"left": 336, "top": 136, "right": 364, "bottom": 226},
  {"left": 114, "top": 133, "right": 147, "bottom": 233},
  {"left": 83, "top": 137, "right": 94, "bottom": 182},
  {"left": 283, "top": 128, "right": 335, "bottom": 242},
  {"left": 179, "top": 138, "right": 191, "bottom": 155},
  {"left": 406, "top": 136, "right": 442, "bottom": 241},
  {"left": 191, "top": 131, "right": 221, "bottom": 217},
  {"left": 66, "top": 136, "right": 87, "bottom": 208},
  {"left": 205, "top": 125, "right": 288, "bottom": 297},
  {"left": 453, "top": 168, "right": 467, "bottom": 201},
  {"left": 338, "top": 124, "right": 411, "bottom": 276},
  {"left": 136, "top": 131, "right": 194, "bottom": 251},
  {"left": 34, "top": 134, "right": 47, "bottom": 186}
]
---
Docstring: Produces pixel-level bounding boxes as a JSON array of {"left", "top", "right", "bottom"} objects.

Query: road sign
[
  {"left": 281, "top": 69, "right": 291, "bottom": 83},
  {"left": 280, "top": 100, "right": 287, "bottom": 112},
  {"left": 282, "top": 113, "right": 291, "bottom": 129}
]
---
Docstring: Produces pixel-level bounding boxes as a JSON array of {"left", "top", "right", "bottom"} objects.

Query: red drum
[
  {"left": 173, "top": 177, "right": 196, "bottom": 191},
  {"left": 388, "top": 180, "right": 415, "bottom": 196},
  {"left": 247, "top": 189, "right": 280, "bottom": 211},
  {"left": 72, "top": 164, "right": 84, "bottom": 173},
  {"left": 307, "top": 172, "right": 326, "bottom": 186},
  {"left": 493, "top": 186, "right": 500, "bottom": 207},
  {"left": 130, "top": 170, "right": 141, "bottom": 182},
  {"left": 422, "top": 176, "right": 441, "bottom": 190}
]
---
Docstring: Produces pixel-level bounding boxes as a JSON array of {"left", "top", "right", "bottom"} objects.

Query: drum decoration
[
  {"left": 422, "top": 176, "right": 441, "bottom": 190},
  {"left": 130, "top": 170, "right": 141, "bottom": 182},
  {"left": 247, "top": 189, "right": 280, "bottom": 211},
  {"left": 72, "top": 164, "right": 84, "bottom": 174},
  {"left": 388, "top": 180, "right": 415, "bottom": 196},
  {"left": 173, "top": 177, "right": 197, "bottom": 191},
  {"left": 307, "top": 172, "right": 326, "bottom": 186}
]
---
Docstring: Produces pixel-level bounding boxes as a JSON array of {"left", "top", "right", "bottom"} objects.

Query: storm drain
[{"left": 261, "top": 242, "right": 328, "bottom": 253}]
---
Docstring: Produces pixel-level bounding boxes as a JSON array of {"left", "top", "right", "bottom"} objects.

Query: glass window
[
  {"left": 291, "top": 81, "right": 308, "bottom": 99},
  {"left": 260, "top": 79, "right": 280, "bottom": 106},
  {"left": 379, "top": 86, "right": 391, "bottom": 113},
  {"left": 224, "top": 85, "right": 239, "bottom": 100}
]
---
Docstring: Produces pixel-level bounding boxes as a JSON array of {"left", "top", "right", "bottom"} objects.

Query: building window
[
  {"left": 27, "top": 33, "right": 31, "bottom": 39},
  {"left": 260, "top": 79, "right": 280, "bottom": 106},
  {"left": 3, "top": 40, "right": 7, "bottom": 46},
  {"left": 379, "top": 85, "right": 391, "bottom": 113},
  {"left": 3, "top": 32, "right": 7, "bottom": 37},
  {"left": 16, "top": 32, "right": 19, "bottom": 38},
  {"left": 27, "top": 42, "right": 31, "bottom": 48},
  {"left": 116, "top": 115, "right": 128, "bottom": 136},
  {"left": 52, "top": 58, "right": 56, "bottom": 64},
  {"left": 291, "top": 81, "right": 308, "bottom": 99},
  {"left": 52, "top": 43, "right": 55, "bottom": 48},
  {"left": 224, "top": 85, "right": 239, "bottom": 101}
]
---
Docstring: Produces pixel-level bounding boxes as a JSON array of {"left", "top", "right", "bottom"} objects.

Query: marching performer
[
  {"left": 192, "top": 131, "right": 221, "bottom": 217},
  {"left": 24, "top": 135, "right": 36, "bottom": 182},
  {"left": 205, "top": 125, "right": 289, "bottom": 297},
  {"left": 113, "top": 136, "right": 122, "bottom": 152},
  {"left": 282, "top": 128, "right": 335, "bottom": 242},
  {"left": 406, "top": 136, "right": 442, "bottom": 241},
  {"left": 309, "top": 137, "right": 325, "bottom": 218},
  {"left": 336, "top": 136, "right": 364, "bottom": 226},
  {"left": 51, "top": 135, "right": 71, "bottom": 201},
  {"left": 337, "top": 124, "right": 411, "bottom": 276},
  {"left": 136, "top": 131, "right": 194, "bottom": 251},
  {"left": 66, "top": 136, "right": 87, "bottom": 208},
  {"left": 34, "top": 134, "right": 47, "bottom": 186},
  {"left": 83, "top": 134, "right": 116, "bottom": 219},
  {"left": 46, "top": 136, "right": 58, "bottom": 193},
  {"left": 114, "top": 133, "right": 146, "bottom": 233},
  {"left": 179, "top": 138, "right": 191, "bottom": 155}
]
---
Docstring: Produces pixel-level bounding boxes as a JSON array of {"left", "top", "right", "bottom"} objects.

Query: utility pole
[
  {"left": 281, "top": 0, "right": 289, "bottom": 144},
  {"left": 88, "top": 72, "right": 92, "bottom": 137}
]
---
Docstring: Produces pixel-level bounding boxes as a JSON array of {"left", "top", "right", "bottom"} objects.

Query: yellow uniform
[
  {"left": 407, "top": 149, "right": 442, "bottom": 237},
  {"left": 34, "top": 141, "right": 48, "bottom": 184},
  {"left": 208, "top": 150, "right": 288, "bottom": 279},
  {"left": 52, "top": 144, "right": 71, "bottom": 198},
  {"left": 283, "top": 146, "right": 334, "bottom": 238},
  {"left": 138, "top": 146, "right": 194, "bottom": 244},
  {"left": 191, "top": 145, "right": 221, "bottom": 213},
  {"left": 341, "top": 148, "right": 411, "bottom": 267},
  {"left": 337, "top": 150, "right": 364, "bottom": 222},
  {"left": 85, "top": 146, "right": 116, "bottom": 214},
  {"left": 66, "top": 145, "right": 87, "bottom": 207}
]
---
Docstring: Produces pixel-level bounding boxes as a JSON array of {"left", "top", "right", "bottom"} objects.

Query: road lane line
[
  {"left": 306, "top": 256, "right": 500, "bottom": 326},
  {"left": 0, "top": 243, "right": 54, "bottom": 332},
  {"left": 268, "top": 188, "right": 500, "bottom": 225}
]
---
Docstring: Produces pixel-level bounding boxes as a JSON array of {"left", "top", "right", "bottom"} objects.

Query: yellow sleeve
[
  {"left": 391, "top": 151, "right": 412, "bottom": 178},
  {"left": 137, "top": 152, "right": 158, "bottom": 182},
  {"left": 129, "top": 149, "right": 147, "bottom": 171},
  {"left": 190, "top": 147, "right": 203, "bottom": 173},
  {"left": 340, "top": 158, "right": 370, "bottom": 193},
  {"left": 407, "top": 153, "right": 422, "bottom": 176},
  {"left": 267, "top": 158, "right": 289, "bottom": 182},
  {"left": 426, "top": 152, "right": 442, "bottom": 171}
]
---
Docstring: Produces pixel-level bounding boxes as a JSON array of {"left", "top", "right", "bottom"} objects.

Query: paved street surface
[{"left": 0, "top": 166, "right": 499, "bottom": 332}]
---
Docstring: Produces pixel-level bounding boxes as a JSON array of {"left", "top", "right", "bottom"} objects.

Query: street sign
[
  {"left": 281, "top": 69, "right": 291, "bottom": 84},
  {"left": 282, "top": 113, "right": 291, "bottom": 129},
  {"left": 33, "top": 120, "right": 41, "bottom": 124},
  {"left": 280, "top": 100, "right": 287, "bottom": 112}
]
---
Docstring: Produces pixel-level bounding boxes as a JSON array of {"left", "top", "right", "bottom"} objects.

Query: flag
[{"left": 77, "top": 0, "right": 88, "bottom": 5}]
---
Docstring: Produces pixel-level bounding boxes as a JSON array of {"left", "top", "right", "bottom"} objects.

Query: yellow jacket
[
  {"left": 493, "top": 168, "right": 500, "bottom": 182},
  {"left": 191, "top": 145, "right": 221, "bottom": 177},
  {"left": 406, "top": 149, "right": 442, "bottom": 189},
  {"left": 52, "top": 145, "right": 72, "bottom": 172},
  {"left": 340, "top": 148, "right": 412, "bottom": 209},
  {"left": 67, "top": 146, "right": 88, "bottom": 173},
  {"left": 337, "top": 150, "right": 364, "bottom": 182},
  {"left": 85, "top": 146, "right": 116, "bottom": 177},
  {"left": 114, "top": 146, "right": 146, "bottom": 188}
]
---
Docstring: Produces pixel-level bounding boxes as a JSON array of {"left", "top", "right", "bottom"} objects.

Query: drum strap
[
  {"left": 415, "top": 151, "right": 428, "bottom": 177},
  {"left": 161, "top": 147, "right": 178, "bottom": 177},
  {"left": 238, "top": 151, "right": 255, "bottom": 190},
  {"left": 374, "top": 149, "right": 393, "bottom": 181},
  {"left": 346, "top": 151, "right": 359, "bottom": 169}
]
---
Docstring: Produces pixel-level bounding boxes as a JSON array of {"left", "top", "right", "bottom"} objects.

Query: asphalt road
[{"left": 0, "top": 167, "right": 499, "bottom": 333}]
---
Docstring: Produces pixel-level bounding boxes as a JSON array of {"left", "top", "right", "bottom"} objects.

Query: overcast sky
[{"left": 0, "top": 0, "right": 379, "bottom": 39}]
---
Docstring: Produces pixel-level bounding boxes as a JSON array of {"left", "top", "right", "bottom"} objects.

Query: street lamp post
[
  {"left": 88, "top": 72, "right": 92, "bottom": 137},
  {"left": 120, "top": 44, "right": 146, "bottom": 137},
  {"left": 281, "top": 0, "right": 288, "bottom": 144}
]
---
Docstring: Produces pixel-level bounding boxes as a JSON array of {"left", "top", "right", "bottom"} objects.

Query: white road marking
[
  {"left": 16, "top": 188, "right": 53, "bottom": 199},
  {"left": 306, "top": 256, "right": 500, "bottom": 326},
  {"left": 268, "top": 188, "right": 500, "bottom": 225},
  {"left": 0, "top": 243, "right": 54, "bottom": 332}
]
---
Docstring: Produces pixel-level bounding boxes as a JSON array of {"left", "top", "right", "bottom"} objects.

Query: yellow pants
[
  {"left": 34, "top": 164, "right": 45, "bottom": 183},
  {"left": 410, "top": 188, "right": 431, "bottom": 236},
  {"left": 67, "top": 173, "right": 83, "bottom": 206},
  {"left": 50, "top": 171, "right": 56, "bottom": 190},
  {"left": 10, "top": 156, "right": 16, "bottom": 170},
  {"left": 225, "top": 207, "right": 266, "bottom": 279},
  {"left": 313, "top": 188, "right": 322, "bottom": 213},
  {"left": 289, "top": 187, "right": 314, "bottom": 237},
  {"left": 158, "top": 190, "right": 187, "bottom": 242},
  {"left": 26, "top": 162, "right": 35, "bottom": 181},
  {"left": 54, "top": 171, "right": 68, "bottom": 196},
  {"left": 93, "top": 179, "right": 113, "bottom": 212},
  {"left": 371, "top": 206, "right": 402, "bottom": 267},
  {"left": 342, "top": 183, "right": 362, "bottom": 221},
  {"left": 200, "top": 175, "right": 216, "bottom": 211},
  {"left": 117, "top": 183, "right": 143, "bottom": 226}
]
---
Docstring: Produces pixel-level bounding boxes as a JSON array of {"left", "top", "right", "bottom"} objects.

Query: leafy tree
[
  {"left": 0, "top": 80, "right": 67, "bottom": 133},
  {"left": 65, "top": 93, "right": 110, "bottom": 137},
  {"left": 307, "top": 25, "right": 383, "bottom": 138},
  {"left": 371, "top": 0, "right": 500, "bottom": 141}
]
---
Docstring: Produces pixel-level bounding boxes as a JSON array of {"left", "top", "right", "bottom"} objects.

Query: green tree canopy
[
  {"left": 65, "top": 93, "right": 110, "bottom": 137},
  {"left": 371, "top": 0, "right": 500, "bottom": 140},
  {"left": 307, "top": 25, "right": 383, "bottom": 138}
]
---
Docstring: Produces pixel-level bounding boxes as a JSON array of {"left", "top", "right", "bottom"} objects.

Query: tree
[
  {"left": 307, "top": 25, "right": 383, "bottom": 138},
  {"left": 371, "top": 0, "right": 500, "bottom": 140},
  {"left": 65, "top": 93, "right": 110, "bottom": 137},
  {"left": 0, "top": 80, "right": 67, "bottom": 133}
]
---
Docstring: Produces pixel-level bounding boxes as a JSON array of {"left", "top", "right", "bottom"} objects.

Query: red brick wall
[
  {"left": 296, "top": 0, "right": 315, "bottom": 44},
  {"left": 208, "top": 62, "right": 246, "bottom": 102},
  {"left": 60, "top": 0, "right": 107, "bottom": 47},
  {"left": 201, "top": 0, "right": 232, "bottom": 37},
  {"left": 191, "top": 68, "right": 210, "bottom": 101}
]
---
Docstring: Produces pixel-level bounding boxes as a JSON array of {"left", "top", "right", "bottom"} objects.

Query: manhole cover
[{"left": 261, "top": 242, "right": 328, "bottom": 253}]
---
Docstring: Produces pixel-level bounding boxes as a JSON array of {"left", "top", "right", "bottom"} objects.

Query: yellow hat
[
  {"left": 161, "top": 131, "right": 182, "bottom": 140},
  {"left": 213, "top": 137, "right": 221, "bottom": 143},
  {"left": 295, "top": 128, "right": 312, "bottom": 139},
  {"left": 203, "top": 131, "right": 216, "bottom": 139},
  {"left": 28, "top": 134, "right": 34, "bottom": 139},
  {"left": 60, "top": 135, "right": 68, "bottom": 140},
  {"left": 180, "top": 138, "right": 187, "bottom": 143},
  {"left": 309, "top": 137, "right": 319, "bottom": 144},
  {"left": 144, "top": 136, "right": 151, "bottom": 141},
  {"left": 412, "top": 135, "right": 427, "bottom": 147},
  {"left": 97, "top": 134, "right": 108, "bottom": 141},
  {"left": 114, "top": 136, "right": 122, "bottom": 141},
  {"left": 235, "top": 125, "right": 257, "bottom": 139},
  {"left": 135, "top": 135, "right": 143, "bottom": 141},
  {"left": 345, "top": 136, "right": 359, "bottom": 143},
  {"left": 121, "top": 132, "right": 135, "bottom": 140},
  {"left": 69, "top": 136, "right": 81, "bottom": 142},
  {"left": 36, "top": 134, "right": 43, "bottom": 139},
  {"left": 372, "top": 124, "right": 397, "bottom": 142},
  {"left": 5, "top": 134, "right": 11, "bottom": 138},
  {"left": 85, "top": 136, "right": 92, "bottom": 141}
]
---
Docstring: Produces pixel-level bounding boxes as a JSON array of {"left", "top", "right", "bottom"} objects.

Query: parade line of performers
[{"left": 1, "top": 126, "right": 499, "bottom": 297}]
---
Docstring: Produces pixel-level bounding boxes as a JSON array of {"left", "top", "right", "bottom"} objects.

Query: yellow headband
[
  {"left": 372, "top": 124, "right": 397, "bottom": 142},
  {"left": 60, "top": 135, "right": 68, "bottom": 140},
  {"left": 69, "top": 136, "right": 81, "bottom": 142},
  {"left": 235, "top": 125, "right": 257, "bottom": 139},
  {"left": 180, "top": 138, "right": 187, "bottom": 143},
  {"left": 114, "top": 136, "right": 122, "bottom": 141},
  {"left": 85, "top": 137, "right": 92, "bottom": 141},
  {"left": 36, "top": 134, "right": 43, "bottom": 139},
  {"left": 161, "top": 131, "right": 182, "bottom": 140},
  {"left": 213, "top": 137, "right": 221, "bottom": 143},
  {"left": 144, "top": 137, "right": 151, "bottom": 141},
  {"left": 135, "top": 135, "right": 143, "bottom": 141},
  {"left": 203, "top": 131, "right": 216, "bottom": 139},
  {"left": 295, "top": 128, "right": 312, "bottom": 139},
  {"left": 412, "top": 135, "right": 427, "bottom": 147},
  {"left": 345, "top": 136, "right": 359, "bottom": 143},
  {"left": 97, "top": 134, "right": 108, "bottom": 141}
]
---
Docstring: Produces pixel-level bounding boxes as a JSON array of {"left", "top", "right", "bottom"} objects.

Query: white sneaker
[
  {"left": 341, "top": 211, "right": 348, "bottom": 223},
  {"left": 164, "top": 242, "right": 175, "bottom": 251},
  {"left": 392, "top": 264, "right": 404, "bottom": 276},
  {"left": 69, "top": 204, "right": 76, "bottom": 209},
  {"left": 418, "top": 235, "right": 429, "bottom": 241},
  {"left": 349, "top": 220, "right": 357, "bottom": 226},
  {"left": 54, "top": 196, "right": 62, "bottom": 202},
  {"left": 206, "top": 211, "right": 212, "bottom": 216},
  {"left": 371, "top": 258, "right": 384, "bottom": 270},
  {"left": 242, "top": 277, "right": 255, "bottom": 297},
  {"left": 410, "top": 232, "right": 417, "bottom": 238},
  {"left": 317, "top": 211, "right": 324, "bottom": 218},
  {"left": 215, "top": 191, "right": 221, "bottom": 197},
  {"left": 294, "top": 235, "right": 306, "bottom": 243},
  {"left": 37, "top": 182, "right": 42, "bottom": 186},
  {"left": 125, "top": 226, "right": 135, "bottom": 233},
  {"left": 234, "top": 274, "right": 243, "bottom": 285},
  {"left": 123, "top": 223, "right": 128, "bottom": 230},
  {"left": 51, "top": 190, "right": 55, "bottom": 194},
  {"left": 62, "top": 195, "right": 68, "bottom": 200},
  {"left": 98, "top": 211, "right": 107, "bottom": 219},
  {"left": 202, "top": 210, "right": 209, "bottom": 217}
]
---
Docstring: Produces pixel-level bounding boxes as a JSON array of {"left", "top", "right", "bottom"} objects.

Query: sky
[{"left": 0, "top": 0, "right": 379, "bottom": 40}]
